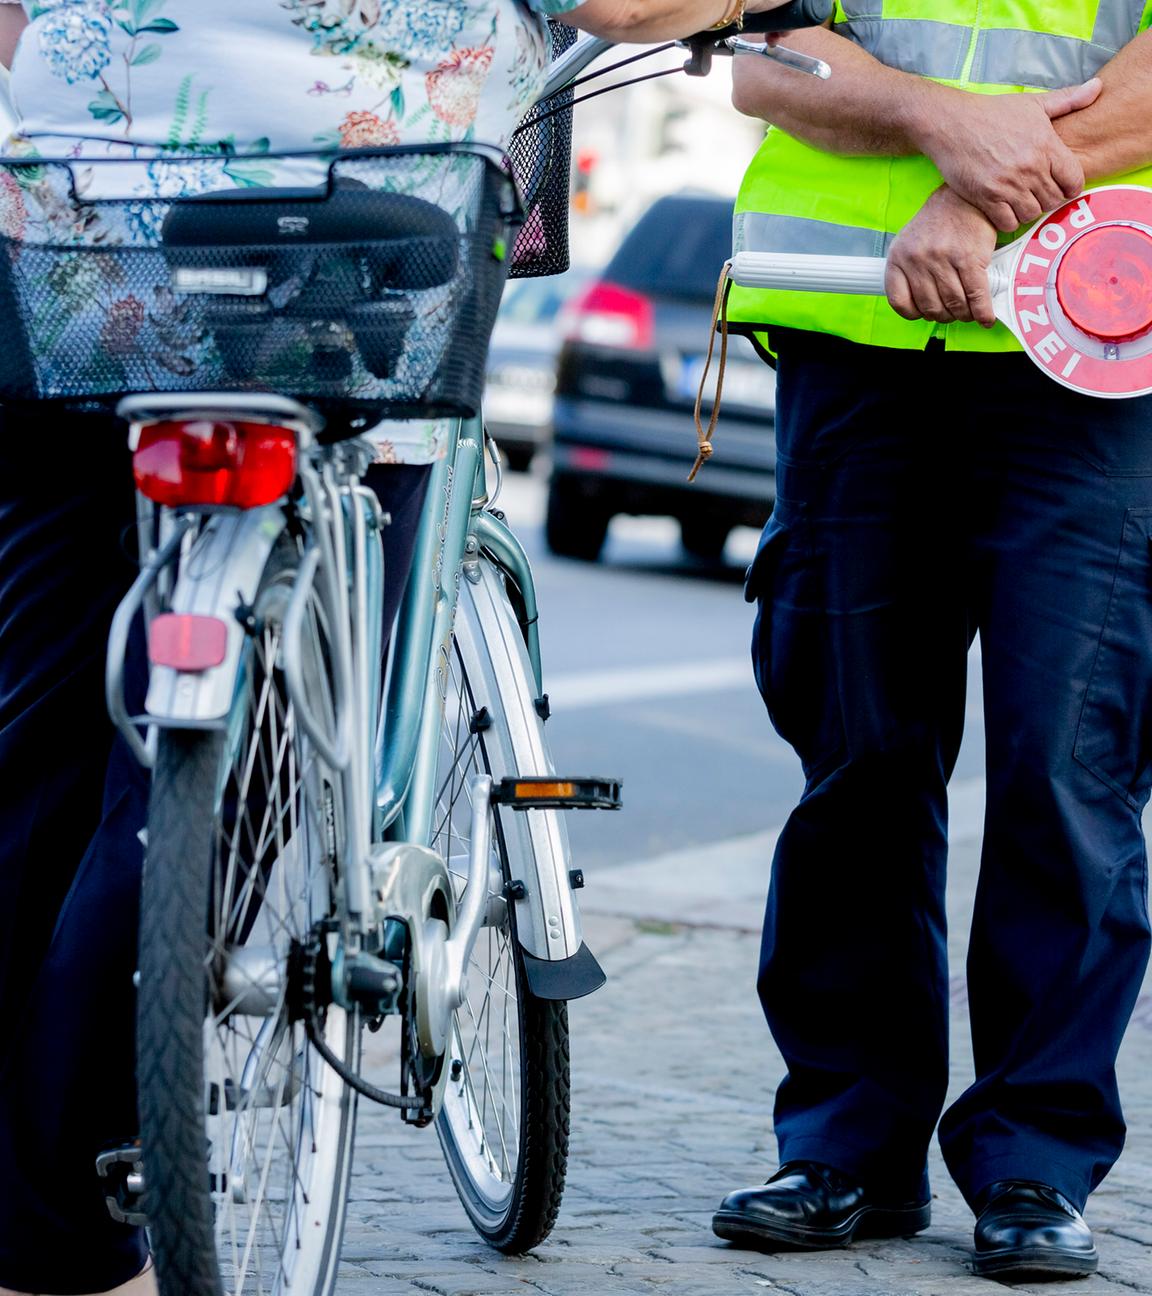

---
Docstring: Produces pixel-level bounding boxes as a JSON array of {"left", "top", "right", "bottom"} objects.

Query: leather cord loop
[{"left": 690, "top": 260, "right": 733, "bottom": 482}]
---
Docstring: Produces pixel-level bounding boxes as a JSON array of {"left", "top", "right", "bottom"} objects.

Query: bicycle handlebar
[
  {"left": 740, "top": 0, "right": 835, "bottom": 31},
  {"left": 539, "top": 0, "right": 834, "bottom": 102}
]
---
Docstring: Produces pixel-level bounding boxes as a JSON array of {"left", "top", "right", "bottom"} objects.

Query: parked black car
[{"left": 546, "top": 193, "right": 776, "bottom": 562}]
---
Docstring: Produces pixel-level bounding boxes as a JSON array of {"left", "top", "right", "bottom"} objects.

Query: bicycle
[{"left": 0, "top": 3, "right": 830, "bottom": 1293}]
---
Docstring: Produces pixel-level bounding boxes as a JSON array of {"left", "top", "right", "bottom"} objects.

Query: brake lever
[
  {"left": 680, "top": 34, "right": 831, "bottom": 79},
  {"left": 727, "top": 35, "right": 831, "bottom": 78}
]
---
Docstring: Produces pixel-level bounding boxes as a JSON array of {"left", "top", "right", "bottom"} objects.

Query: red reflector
[
  {"left": 133, "top": 420, "right": 297, "bottom": 508},
  {"left": 149, "top": 614, "right": 228, "bottom": 672},
  {"left": 569, "top": 447, "right": 611, "bottom": 471},
  {"left": 1056, "top": 225, "right": 1152, "bottom": 342}
]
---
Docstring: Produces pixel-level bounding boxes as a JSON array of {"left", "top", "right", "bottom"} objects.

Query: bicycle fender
[
  {"left": 145, "top": 507, "right": 288, "bottom": 727},
  {"left": 461, "top": 565, "right": 600, "bottom": 988},
  {"left": 521, "top": 942, "right": 606, "bottom": 1001}
]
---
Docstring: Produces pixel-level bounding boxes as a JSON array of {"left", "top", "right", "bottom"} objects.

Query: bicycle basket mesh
[
  {"left": 0, "top": 149, "right": 518, "bottom": 427},
  {"left": 507, "top": 20, "right": 576, "bottom": 279}
]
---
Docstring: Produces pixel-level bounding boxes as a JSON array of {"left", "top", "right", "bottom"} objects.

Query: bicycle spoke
[{"left": 200, "top": 565, "right": 348, "bottom": 1292}]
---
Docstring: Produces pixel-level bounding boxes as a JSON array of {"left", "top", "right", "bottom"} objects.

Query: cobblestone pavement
[{"left": 340, "top": 830, "right": 1152, "bottom": 1296}]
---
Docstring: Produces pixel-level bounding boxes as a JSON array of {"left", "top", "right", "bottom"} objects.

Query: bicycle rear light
[
  {"left": 133, "top": 420, "right": 297, "bottom": 508},
  {"left": 563, "top": 280, "right": 655, "bottom": 349},
  {"left": 1056, "top": 225, "right": 1152, "bottom": 342}
]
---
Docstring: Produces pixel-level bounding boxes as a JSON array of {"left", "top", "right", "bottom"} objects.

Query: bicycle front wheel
[
  {"left": 431, "top": 570, "right": 571, "bottom": 1253},
  {"left": 137, "top": 536, "right": 358, "bottom": 1296}
]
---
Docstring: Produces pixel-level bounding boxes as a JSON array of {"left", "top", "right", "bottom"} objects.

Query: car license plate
[
  {"left": 672, "top": 354, "right": 776, "bottom": 412},
  {"left": 484, "top": 385, "right": 552, "bottom": 427}
]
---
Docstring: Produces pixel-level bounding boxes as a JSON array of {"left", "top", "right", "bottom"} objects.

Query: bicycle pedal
[
  {"left": 491, "top": 776, "right": 622, "bottom": 811},
  {"left": 95, "top": 1143, "right": 147, "bottom": 1227}
]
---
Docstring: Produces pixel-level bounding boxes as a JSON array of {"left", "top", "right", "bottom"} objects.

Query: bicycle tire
[
  {"left": 137, "top": 537, "right": 359, "bottom": 1296},
  {"left": 432, "top": 571, "right": 571, "bottom": 1253}
]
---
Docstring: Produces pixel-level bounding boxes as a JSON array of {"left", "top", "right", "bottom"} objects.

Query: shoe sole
[
  {"left": 712, "top": 1201, "right": 931, "bottom": 1252},
  {"left": 972, "top": 1246, "right": 1099, "bottom": 1279}
]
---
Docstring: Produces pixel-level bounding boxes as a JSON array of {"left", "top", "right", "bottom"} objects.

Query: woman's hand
[
  {"left": 569, "top": 0, "right": 812, "bottom": 44},
  {"left": 885, "top": 186, "right": 999, "bottom": 327}
]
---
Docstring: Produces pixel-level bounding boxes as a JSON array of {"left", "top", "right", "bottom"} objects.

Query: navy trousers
[
  {"left": 751, "top": 329, "right": 1152, "bottom": 1213},
  {"left": 0, "top": 415, "right": 430, "bottom": 1294}
]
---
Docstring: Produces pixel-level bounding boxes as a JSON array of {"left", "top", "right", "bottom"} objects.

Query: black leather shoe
[
  {"left": 712, "top": 1161, "right": 931, "bottom": 1251},
  {"left": 973, "top": 1182, "right": 1098, "bottom": 1279}
]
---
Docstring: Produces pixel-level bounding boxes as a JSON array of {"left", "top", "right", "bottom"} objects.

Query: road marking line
[{"left": 547, "top": 657, "right": 752, "bottom": 709}]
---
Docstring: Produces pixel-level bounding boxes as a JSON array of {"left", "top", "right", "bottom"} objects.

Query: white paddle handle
[
  {"left": 729, "top": 250, "right": 1013, "bottom": 299},
  {"left": 730, "top": 252, "right": 887, "bottom": 294}
]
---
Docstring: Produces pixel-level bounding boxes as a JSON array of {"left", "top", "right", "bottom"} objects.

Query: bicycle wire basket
[
  {"left": 507, "top": 20, "right": 577, "bottom": 279},
  {"left": 0, "top": 147, "right": 520, "bottom": 432}
]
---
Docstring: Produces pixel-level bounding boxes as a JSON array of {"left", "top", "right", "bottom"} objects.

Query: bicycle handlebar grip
[
  {"left": 741, "top": 0, "right": 836, "bottom": 32},
  {"left": 729, "top": 251, "right": 888, "bottom": 295}
]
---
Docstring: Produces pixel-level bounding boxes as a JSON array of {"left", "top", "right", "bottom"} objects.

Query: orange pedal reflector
[{"left": 492, "top": 776, "right": 623, "bottom": 811}]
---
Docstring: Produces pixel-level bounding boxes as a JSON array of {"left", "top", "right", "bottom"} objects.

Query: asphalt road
[{"left": 492, "top": 466, "right": 989, "bottom": 874}]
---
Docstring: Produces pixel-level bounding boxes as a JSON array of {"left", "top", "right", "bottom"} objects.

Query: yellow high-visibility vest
[{"left": 729, "top": 0, "right": 1152, "bottom": 352}]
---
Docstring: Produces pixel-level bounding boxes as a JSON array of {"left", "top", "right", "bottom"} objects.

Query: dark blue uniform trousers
[
  {"left": 751, "top": 329, "right": 1152, "bottom": 1214},
  {"left": 0, "top": 416, "right": 430, "bottom": 1294}
]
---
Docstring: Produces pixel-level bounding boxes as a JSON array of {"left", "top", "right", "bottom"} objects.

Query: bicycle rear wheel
[
  {"left": 137, "top": 536, "right": 358, "bottom": 1296},
  {"left": 432, "top": 571, "right": 571, "bottom": 1253}
]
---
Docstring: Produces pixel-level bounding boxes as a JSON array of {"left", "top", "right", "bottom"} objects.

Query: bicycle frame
[
  {"left": 376, "top": 413, "right": 585, "bottom": 968},
  {"left": 108, "top": 398, "right": 587, "bottom": 981}
]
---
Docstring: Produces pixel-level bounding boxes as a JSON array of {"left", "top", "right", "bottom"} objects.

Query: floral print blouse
[{"left": 0, "top": 0, "right": 586, "bottom": 461}]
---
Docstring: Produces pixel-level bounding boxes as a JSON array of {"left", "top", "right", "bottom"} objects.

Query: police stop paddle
[{"left": 727, "top": 184, "right": 1152, "bottom": 399}]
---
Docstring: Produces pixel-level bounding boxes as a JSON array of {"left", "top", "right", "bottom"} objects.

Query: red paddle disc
[
  {"left": 1009, "top": 186, "right": 1152, "bottom": 397},
  {"left": 1055, "top": 225, "right": 1152, "bottom": 342}
]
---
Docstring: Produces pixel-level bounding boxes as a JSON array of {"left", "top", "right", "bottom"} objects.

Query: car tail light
[
  {"left": 569, "top": 446, "right": 611, "bottom": 471},
  {"left": 133, "top": 420, "right": 297, "bottom": 508},
  {"left": 562, "top": 280, "right": 655, "bottom": 349}
]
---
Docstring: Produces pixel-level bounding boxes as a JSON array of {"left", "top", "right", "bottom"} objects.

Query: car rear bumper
[{"left": 552, "top": 397, "right": 775, "bottom": 524}]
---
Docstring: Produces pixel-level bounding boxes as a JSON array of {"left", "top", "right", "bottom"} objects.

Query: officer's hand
[
  {"left": 915, "top": 80, "right": 1101, "bottom": 232},
  {"left": 886, "top": 186, "right": 998, "bottom": 327}
]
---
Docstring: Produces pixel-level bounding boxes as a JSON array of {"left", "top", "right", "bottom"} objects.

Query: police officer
[{"left": 710, "top": 2, "right": 1152, "bottom": 1280}]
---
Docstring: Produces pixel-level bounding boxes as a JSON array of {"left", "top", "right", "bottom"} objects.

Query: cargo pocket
[
  {"left": 746, "top": 500, "right": 846, "bottom": 779},
  {"left": 1073, "top": 510, "right": 1152, "bottom": 810}
]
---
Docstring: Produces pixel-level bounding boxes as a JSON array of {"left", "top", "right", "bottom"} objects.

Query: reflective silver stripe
[
  {"left": 971, "top": 28, "right": 1114, "bottom": 86},
  {"left": 840, "top": 6, "right": 1147, "bottom": 89},
  {"left": 1092, "top": 0, "right": 1146, "bottom": 52},
  {"left": 734, "top": 212, "right": 894, "bottom": 259},
  {"left": 833, "top": 18, "right": 972, "bottom": 79}
]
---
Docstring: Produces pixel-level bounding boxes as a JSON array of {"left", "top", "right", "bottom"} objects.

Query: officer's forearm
[
  {"left": 730, "top": 26, "right": 942, "bottom": 155},
  {"left": 1054, "top": 30, "right": 1152, "bottom": 181}
]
